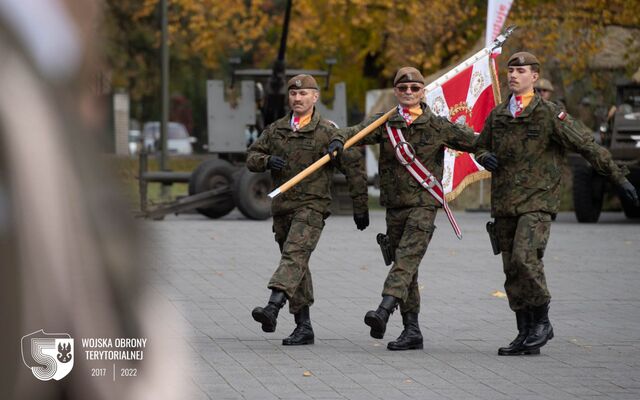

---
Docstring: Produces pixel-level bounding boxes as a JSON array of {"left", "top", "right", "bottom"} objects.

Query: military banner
[
  {"left": 425, "top": 53, "right": 500, "bottom": 201},
  {"left": 485, "top": 0, "right": 514, "bottom": 50}
]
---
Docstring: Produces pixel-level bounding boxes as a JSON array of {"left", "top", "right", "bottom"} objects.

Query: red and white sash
[{"left": 385, "top": 122, "right": 463, "bottom": 239}]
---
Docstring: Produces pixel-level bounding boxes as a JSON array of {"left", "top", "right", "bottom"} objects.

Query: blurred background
[{"left": 100, "top": 0, "right": 640, "bottom": 219}]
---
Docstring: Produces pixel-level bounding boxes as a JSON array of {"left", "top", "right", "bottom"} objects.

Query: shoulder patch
[{"left": 557, "top": 111, "right": 567, "bottom": 121}]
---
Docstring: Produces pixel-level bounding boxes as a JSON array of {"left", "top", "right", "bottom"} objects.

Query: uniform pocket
[
  {"left": 301, "top": 138, "right": 315, "bottom": 150},
  {"left": 307, "top": 210, "right": 325, "bottom": 228},
  {"left": 527, "top": 125, "right": 541, "bottom": 137},
  {"left": 417, "top": 219, "right": 434, "bottom": 233},
  {"left": 532, "top": 213, "right": 551, "bottom": 259}
]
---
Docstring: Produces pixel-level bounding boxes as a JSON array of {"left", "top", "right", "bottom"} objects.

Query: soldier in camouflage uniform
[
  {"left": 535, "top": 78, "right": 567, "bottom": 112},
  {"left": 247, "top": 74, "right": 369, "bottom": 346},
  {"left": 328, "top": 67, "right": 478, "bottom": 351},
  {"left": 475, "top": 52, "right": 639, "bottom": 356}
]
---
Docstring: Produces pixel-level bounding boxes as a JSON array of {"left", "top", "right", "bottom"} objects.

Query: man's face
[
  {"left": 537, "top": 88, "right": 552, "bottom": 101},
  {"left": 507, "top": 65, "right": 538, "bottom": 95},
  {"left": 393, "top": 82, "right": 425, "bottom": 108},
  {"left": 288, "top": 88, "right": 319, "bottom": 116}
]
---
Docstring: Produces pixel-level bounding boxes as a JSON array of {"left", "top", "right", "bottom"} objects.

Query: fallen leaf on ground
[
  {"left": 303, "top": 370, "right": 312, "bottom": 377},
  {"left": 491, "top": 290, "right": 507, "bottom": 298}
]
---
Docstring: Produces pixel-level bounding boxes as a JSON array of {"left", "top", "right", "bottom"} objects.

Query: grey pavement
[{"left": 144, "top": 211, "right": 640, "bottom": 400}]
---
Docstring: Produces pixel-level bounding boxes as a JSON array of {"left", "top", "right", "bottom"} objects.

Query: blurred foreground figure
[{"left": 0, "top": 1, "right": 187, "bottom": 399}]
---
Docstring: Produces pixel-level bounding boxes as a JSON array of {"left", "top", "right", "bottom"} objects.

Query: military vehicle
[
  {"left": 572, "top": 79, "right": 640, "bottom": 222},
  {"left": 139, "top": 0, "right": 351, "bottom": 220}
]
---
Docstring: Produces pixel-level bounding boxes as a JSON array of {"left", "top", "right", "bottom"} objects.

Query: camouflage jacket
[
  {"left": 246, "top": 109, "right": 368, "bottom": 216},
  {"left": 475, "top": 94, "right": 629, "bottom": 217},
  {"left": 333, "top": 103, "right": 476, "bottom": 209}
]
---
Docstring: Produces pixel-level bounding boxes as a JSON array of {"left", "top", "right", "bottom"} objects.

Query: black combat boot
[
  {"left": 522, "top": 303, "right": 554, "bottom": 352},
  {"left": 387, "top": 312, "right": 423, "bottom": 351},
  {"left": 498, "top": 310, "right": 540, "bottom": 356},
  {"left": 364, "top": 295, "right": 398, "bottom": 339},
  {"left": 282, "top": 306, "right": 314, "bottom": 346},
  {"left": 252, "top": 290, "right": 287, "bottom": 333}
]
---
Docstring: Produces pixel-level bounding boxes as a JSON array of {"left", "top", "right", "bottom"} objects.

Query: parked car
[
  {"left": 128, "top": 129, "right": 142, "bottom": 156},
  {"left": 141, "top": 122, "right": 196, "bottom": 155}
]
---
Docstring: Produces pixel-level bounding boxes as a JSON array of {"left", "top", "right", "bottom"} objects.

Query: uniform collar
[
  {"left": 497, "top": 93, "right": 542, "bottom": 118},
  {"left": 388, "top": 102, "right": 433, "bottom": 127},
  {"left": 275, "top": 108, "right": 320, "bottom": 133}
]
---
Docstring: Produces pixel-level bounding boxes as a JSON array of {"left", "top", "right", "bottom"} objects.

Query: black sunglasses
[{"left": 395, "top": 84, "right": 424, "bottom": 93}]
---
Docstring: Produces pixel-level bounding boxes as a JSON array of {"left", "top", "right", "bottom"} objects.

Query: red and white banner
[
  {"left": 425, "top": 53, "right": 500, "bottom": 201},
  {"left": 485, "top": 0, "right": 513, "bottom": 49}
]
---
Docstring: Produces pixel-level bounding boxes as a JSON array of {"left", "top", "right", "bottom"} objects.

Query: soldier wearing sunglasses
[{"left": 327, "top": 67, "right": 478, "bottom": 350}]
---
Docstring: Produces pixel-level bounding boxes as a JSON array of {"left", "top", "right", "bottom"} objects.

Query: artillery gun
[{"left": 139, "top": 0, "right": 349, "bottom": 220}]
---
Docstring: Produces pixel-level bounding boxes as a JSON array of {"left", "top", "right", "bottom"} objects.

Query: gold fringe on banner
[
  {"left": 444, "top": 55, "right": 500, "bottom": 202},
  {"left": 445, "top": 170, "right": 491, "bottom": 202}
]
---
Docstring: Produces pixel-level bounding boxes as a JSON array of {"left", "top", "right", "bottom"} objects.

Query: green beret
[
  {"left": 393, "top": 67, "right": 425, "bottom": 86},
  {"left": 507, "top": 52, "right": 540, "bottom": 67},
  {"left": 287, "top": 74, "right": 319, "bottom": 90}
]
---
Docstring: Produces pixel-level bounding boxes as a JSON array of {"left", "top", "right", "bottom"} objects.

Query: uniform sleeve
[
  {"left": 472, "top": 112, "right": 494, "bottom": 162},
  {"left": 331, "top": 114, "right": 384, "bottom": 146},
  {"left": 437, "top": 116, "right": 478, "bottom": 153},
  {"left": 338, "top": 146, "right": 369, "bottom": 214},
  {"left": 552, "top": 110, "right": 629, "bottom": 185},
  {"left": 245, "top": 125, "right": 273, "bottom": 172}
]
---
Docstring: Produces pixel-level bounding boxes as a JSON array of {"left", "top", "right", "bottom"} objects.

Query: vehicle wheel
[
  {"left": 188, "top": 159, "right": 235, "bottom": 219},
  {"left": 572, "top": 164, "right": 604, "bottom": 223},
  {"left": 233, "top": 169, "right": 272, "bottom": 220}
]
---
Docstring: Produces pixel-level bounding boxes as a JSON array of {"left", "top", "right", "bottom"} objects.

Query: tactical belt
[{"left": 385, "top": 122, "right": 462, "bottom": 239}]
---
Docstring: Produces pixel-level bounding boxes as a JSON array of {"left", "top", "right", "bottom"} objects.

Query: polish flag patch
[{"left": 557, "top": 111, "right": 567, "bottom": 121}]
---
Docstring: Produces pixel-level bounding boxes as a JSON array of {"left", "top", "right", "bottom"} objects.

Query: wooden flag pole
[{"left": 268, "top": 108, "right": 395, "bottom": 198}]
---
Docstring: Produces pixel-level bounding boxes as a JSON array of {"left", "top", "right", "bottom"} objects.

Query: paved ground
[{"left": 144, "top": 211, "right": 640, "bottom": 400}]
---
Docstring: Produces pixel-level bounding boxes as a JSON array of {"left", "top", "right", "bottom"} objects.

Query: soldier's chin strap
[{"left": 385, "top": 122, "right": 462, "bottom": 239}]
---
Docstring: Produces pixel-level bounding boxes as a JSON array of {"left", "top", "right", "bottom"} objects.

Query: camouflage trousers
[
  {"left": 268, "top": 207, "right": 325, "bottom": 314},
  {"left": 495, "top": 212, "right": 552, "bottom": 311},
  {"left": 382, "top": 206, "right": 436, "bottom": 314}
]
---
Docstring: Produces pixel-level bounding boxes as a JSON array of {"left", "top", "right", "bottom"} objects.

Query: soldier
[
  {"left": 474, "top": 52, "right": 639, "bottom": 356},
  {"left": 247, "top": 74, "right": 369, "bottom": 345},
  {"left": 327, "top": 67, "right": 478, "bottom": 351},
  {"left": 535, "top": 78, "right": 568, "bottom": 113},
  {"left": 534, "top": 78, "right": 555, "bottom": 101}
]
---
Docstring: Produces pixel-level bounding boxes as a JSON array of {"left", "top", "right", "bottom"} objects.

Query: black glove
[
  {"left": 477, "top": 153, "right": 498, "bottom": 172},
  {"left": 267, "top": 155, "right": 286, "bottom": 171},
  {"left": 353, "top": 210, "right": 369, "bottom": 231},
  {"left": 327, "top": 139, "right": 344, "bottom": 164},
  {"left": 619, "top": 180, "right": 640, "bottom": 207}
]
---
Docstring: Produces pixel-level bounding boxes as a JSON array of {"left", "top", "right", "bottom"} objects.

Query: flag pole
[{"left": 268, "top": 26, "right": 517, "bottom": 199}]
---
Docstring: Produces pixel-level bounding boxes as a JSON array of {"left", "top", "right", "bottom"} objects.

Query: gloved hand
[
  {"left": 327, "top": 139, "right": 344, "bottom": 164},
  {"left": 353, "top": 210, "right": 369, "bottom": 231},
  {"left": 618, "top": 179, "right": 639, "bottom": 207},
  {"left": 477, "top": 153, "right": 498, "bottom": 172},
  {"left": 267, "top": 155, "right": 286, "bottom": 171}
]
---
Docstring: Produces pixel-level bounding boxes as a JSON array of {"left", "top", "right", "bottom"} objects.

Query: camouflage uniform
[
  {"left": 334, "top": 103, "right": 477, "bottom": 313},
  {"left": 247, "top": 109, "right": 367, "bottom": 313},
  {"left": 475, "top": 94, "right": 629, "bottom": 311}
]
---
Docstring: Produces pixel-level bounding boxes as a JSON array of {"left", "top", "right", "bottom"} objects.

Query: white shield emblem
[{"left": 21, "top": 329, "right": 74, "bottom": 381}]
